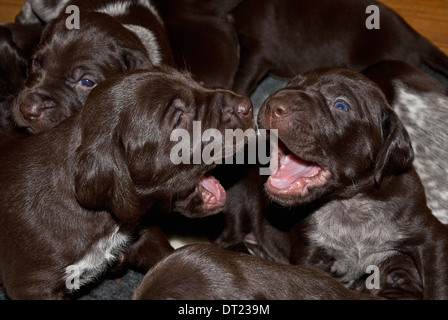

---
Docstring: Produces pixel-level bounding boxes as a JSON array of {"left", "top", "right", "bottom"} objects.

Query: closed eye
[
  {"left": 334, "top": 100, "right": 350, "bottom": 112},
  {"left": 174, "top": 113, "right": 183, "bottom": 128}
]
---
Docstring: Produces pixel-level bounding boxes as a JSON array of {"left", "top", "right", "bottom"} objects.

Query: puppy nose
[
  {"left": 267, "top": 98, "right": 291, "bottom": 118},
  {"left": 236, "top": 96, "right": 253, "bottom": 118},
  {"left": 20, "top": 97, "right": 44, "bottom": 121}
]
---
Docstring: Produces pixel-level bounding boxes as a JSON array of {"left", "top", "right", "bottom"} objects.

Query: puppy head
[
  {"left": 258, "top": 68, "right": 414, "bottom": 207},
  {"left": 12, "top": 11, "right": 151, "bottom": 134},
  {"left": 74, "top": 66, "right": 254, "bottom": 221},
  {"left": 0, "top": 25, "right": 28, "bottom": 130}
]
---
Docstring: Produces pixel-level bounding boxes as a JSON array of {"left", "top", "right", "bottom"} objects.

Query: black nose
[{"left": 267, "top": 98, "right": 291, "bottom": 118}]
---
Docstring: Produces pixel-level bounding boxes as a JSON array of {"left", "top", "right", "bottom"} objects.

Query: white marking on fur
[
  {"left": 124, "top": 24, "right": 162, "bottom": 64},
  {"left": 95, "top": 1, "right": 131, "bottom": 16},
  {"left": 64, "top": 226, "right": 130, "bottom": 291},
  {"left": 392, "top": 84, "right": 448, "bottom": 224},
  {"left": 137, "top": 0, "right": 164, "bottom": 25},
  {"left": 94, "top": 1, "right": 163, "bottom": 25},
  {"left": 168, "top": 234, "right": 211, "bottom": 249},
  {"left": 308, "top": 197, "right": 406, "bottom": 285},
  {"left": 17, "top": 0, "right": 71, "bottom": 23}
]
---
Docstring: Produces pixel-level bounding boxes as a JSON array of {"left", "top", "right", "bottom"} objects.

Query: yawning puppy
[
  {"left": 13, "top": 0, "right": 173, "bottom": 133},
  {"left": 0, "top": 66, "right": 253, "bottom": 299},
  {"left": 257, "top": 68, "right": 448, "bottom": 299}
]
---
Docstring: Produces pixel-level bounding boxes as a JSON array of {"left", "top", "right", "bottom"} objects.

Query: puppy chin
[{"left": 264, "top": 181, "right": 329, "bottom": 207}]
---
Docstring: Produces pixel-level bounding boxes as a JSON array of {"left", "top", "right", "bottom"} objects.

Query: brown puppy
[
  {"left": 154, "top": 0, "right": 242, "bottom": 88},
  {"left": 0, "top": 66, "right": 254, "bottom": 299},
  {"left": 13, "top": 0, "right": 173, "bottom": 133},
  {"left": 0, "top": 22, "right": 42, "bottom": 132},
  {"left": 255, "top": 68, "right": 448, "bottom": 299},
  {"left": 362, "top": 60, "right": 448, "bottom": 224},
  {"left": 231, "top": 0, "right": 448, "bottom": 95},
  {"left": 132, "top": 243, "right": 379, "bottom": 300}
]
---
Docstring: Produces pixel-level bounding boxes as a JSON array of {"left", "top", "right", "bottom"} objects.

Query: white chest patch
[
  {"left": 64, "top": 226, "right": 130, "bottom": 291},
  {"left": 307, "top": 197, "right": 405, "bottom": 284}
]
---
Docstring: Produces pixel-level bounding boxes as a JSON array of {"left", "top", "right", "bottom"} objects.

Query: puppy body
[
  {"left": 255, "top": 68, "right": 448, "bottom": 299},
  {"left": 362, "top": 60, "right": 448, "bottom": 224},
  {"left": 231, "top": 0, "right": 448, "bottom": 96},
  {"left": 0, "top": 66, "right": 254, "bottom": 299},
  {"left": 13, "top": 0, "right": 173, "bottom": 133},
  {"left": 153, "top": 0, "right": 242, "bottom": 88},
  {"left": 132, "top": 244, "right": 379, "bottom": 300}
]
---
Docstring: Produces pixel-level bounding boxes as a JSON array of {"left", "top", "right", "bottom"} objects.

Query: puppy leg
[
  {"left": 232, "top": 45, "right": 274, "bottom": 96},
  {"left": 126, "top": 225, "right": 174, "bottom": 272}
]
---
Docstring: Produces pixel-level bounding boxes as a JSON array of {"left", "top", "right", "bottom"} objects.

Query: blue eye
[
  {"left": 334, "top": 100, "right": 349, "bottom": 112},
  {"left": 32, "top": 59, "right": 40, "bottom": 68},
  {"left": 78, "top": 78, "right": 96, "bottom": 88}
]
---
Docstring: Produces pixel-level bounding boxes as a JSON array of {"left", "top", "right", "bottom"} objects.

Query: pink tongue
[
  {"left": 269, "top": 153, "right": 320, "bottom": 189},
  {"left": 199, "top": 175, "right": 224, "bottom": 202}
]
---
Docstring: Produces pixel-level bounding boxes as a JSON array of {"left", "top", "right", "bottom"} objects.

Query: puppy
[
  {"left": 256, "top": 68, "right": 448, "bottom": 299},
  {"left": 153, "top": 0, "right": 242, "bottom": 88},
  {"left": 362, "top": 60, "right": 448, "bottom": 224},
  {"left": 13, "top": 0, "right": 173, "bottom": 133},
  {"left": 0, "top": 26, "right": 27, "bottom": 131},
  {"left": 231, "top": 0, "right": 448, "bottom": 96},
  {"left": 132, "top": 243, "right": 379, "bottom": 300},
  {"left": 0, "top": 22, "right": 42, "bottom": 132},
  {"left": 0, "top": 66, "right": 254, "bottom": 299}
]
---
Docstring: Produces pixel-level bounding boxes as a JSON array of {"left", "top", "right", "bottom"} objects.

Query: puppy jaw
[
  {"left": 12, "top": 88, "right": 77, "bottom": 134},
  {"left": 258, "top": 93, "right": 333, "bottom": 206},
  {"left": 175, "top": 94, "right": 254, "bottom": 217},
  {"left": 198, "top": 174, "right": 227, "bottom": 210},
  {"left": 265, "top": 139, "right": 331, "bottom": 202}
]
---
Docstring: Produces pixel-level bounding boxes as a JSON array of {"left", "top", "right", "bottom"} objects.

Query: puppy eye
[
  {"left": 78, "top": 78, "right": 96, "bottom": 88},
  {"left": 32, "top": 59, "right": 40, "bottom": 69},
  {"left": 174, "top": 113, "right": 184, "bottom": 129},
  {"left": 334, "top": 100, "right": 350, "bottom": 112}
]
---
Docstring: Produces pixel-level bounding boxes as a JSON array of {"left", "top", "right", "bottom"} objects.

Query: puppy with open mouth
[
  {"left": 0, "top": 65, "right": 254, "bottom": 299},
  {"left": 257, "top": 68, "right": 448, "bottom": 299}
]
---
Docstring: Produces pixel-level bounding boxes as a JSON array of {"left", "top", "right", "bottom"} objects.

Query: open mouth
[
  {"left": 198, "top": 174, "right": 226, "bottom": 210},
  {"left": 266, "top": 140, "right": 331, "bottom": 199}
]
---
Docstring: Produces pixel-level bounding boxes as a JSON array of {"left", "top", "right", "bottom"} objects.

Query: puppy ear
[
  {"left": 121, "top": 47, "right": 152, "bottom": 70},
  {"left": 74, "top": 133, "right": 141, "bottom": 222},
  {"left": 374, "top": 107, "right": 414, "bottom": 186}
]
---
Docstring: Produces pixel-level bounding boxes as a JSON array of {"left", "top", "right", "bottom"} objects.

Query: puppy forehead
[{"left": 291, "top": 73, "right": 364, "bottom": 96}]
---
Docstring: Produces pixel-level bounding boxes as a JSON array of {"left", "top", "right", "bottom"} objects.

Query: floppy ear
[
  {"left": 374, "top": 107, "right": 414, "bottom": 186},
  {"left": 121, "top": 46, "right": 152, "bottom": 70},
  {"left": 74, "top": 133, "right": 141, "bottom": 222}
]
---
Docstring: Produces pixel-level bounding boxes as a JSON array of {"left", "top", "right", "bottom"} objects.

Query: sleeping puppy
[
  {"left": 231, "top": 0, "right": 448, "bottom": 96},
  {"left": 132, "top": 243, "right": 379, "bottom": 300},
  {"left": 0, "top": 66, "right": 254, "bottom": 299},
  {"left": 256, "top": 68, "right": 448, "bottom": 299},
  {"left": 362, "top": 60, "right": 448, "bottom": 224},
  {"left": 13, "top": 0, "right": 173, "bottom": 134}
]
